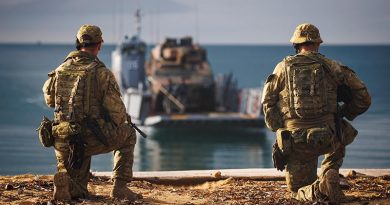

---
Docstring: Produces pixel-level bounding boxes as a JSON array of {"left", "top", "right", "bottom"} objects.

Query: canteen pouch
[
  {"left": 52, "top": 121, "right": 80, "bottom": 139},
  {"left": 341, "top": 119, "right": 358, "bottom": 146},
  {"left": 276, "top": 128, "right": 292, "bottom": 156},
  {"left": 306, "top": 126, "right": 334, "bottom": 155},
  {"left": 36, "top": 116, "right": 54, "bottom": 147}
]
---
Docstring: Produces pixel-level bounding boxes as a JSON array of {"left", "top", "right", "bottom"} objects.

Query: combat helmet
[
  {"left": 290, "top": 23, "right": 323, "bottom": 44},
  {"left": 76, "top": 24, "right": 103, "bottom": 44}
]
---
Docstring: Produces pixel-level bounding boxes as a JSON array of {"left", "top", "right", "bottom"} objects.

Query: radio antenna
[{"left": 195, "top": 3, "right": 199, "bottom": 44}]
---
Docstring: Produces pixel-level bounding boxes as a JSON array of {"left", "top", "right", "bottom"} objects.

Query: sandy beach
[{"left": 1, "top": 169, "right": 389, "bottom": 204}]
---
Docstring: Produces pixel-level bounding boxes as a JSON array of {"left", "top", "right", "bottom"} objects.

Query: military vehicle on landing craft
[
  {"left": 112, "top": 10, "right": 263, "bottom": 128},
  {"left": 146, "top": 36, "right": 215, "bottom": 114}
]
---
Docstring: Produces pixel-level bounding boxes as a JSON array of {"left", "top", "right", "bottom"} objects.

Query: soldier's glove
[
  {"left": 67, "top": 134, "right": 85, "bottom": 170},
  {"left": 272, "top": 142, "right": 287, "bottom": 172}
]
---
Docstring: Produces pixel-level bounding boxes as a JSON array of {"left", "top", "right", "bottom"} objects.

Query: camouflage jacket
[{"left": 261, "top": 51, "right": 371, "bottom": 131}]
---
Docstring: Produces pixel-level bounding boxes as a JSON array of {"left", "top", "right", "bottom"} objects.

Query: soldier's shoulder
[
  {"left": 283, "top": 54, "right": 311, "bottom": 65},
  {"left": 52, "top": 60, "right": 69, "bottom": 73},
  {"left": 322, "top": 56, "right": 356, "bottom": 74},
  {"left": 316, "top": 53, "right": 335, "bottom": 64},
  {"left": 95, "top": 64, "right": 111, "bottom": 74},
  {"left": 265, "top": 73, "right": 277, "bottom": 83},
  {"left": 283, "top": 55, "right": 296, "bottom": 62},
  {"left": 91, "top": 57, "right": 107, "bottom": 70},
  {"left": 47, "top": 70, "right": 56, "bottom": 77},
  {"left": 95, "top": 64, "right": 115, "bottom": 81},
  {"left": 270, "top": 56, "right": 291, "bottom": 75},
  {"left": 94, "top": 58, "right": 107, "bottom": 68}
]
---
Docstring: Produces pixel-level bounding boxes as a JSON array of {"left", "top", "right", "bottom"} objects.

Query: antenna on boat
[
  {"left": 118, "top": 0, "right": 124, "bottom": 43},
  {"left": 112, "top": 0, "right": 115, "bottom": 43},
  {"left": 149, "top": 8, "right": 154, "bottom": 45},
  {"left": 156, "top": 2, "right": 160, "bottom": 43},
  {"left": 135, "top": 9, "right": 142, "bottom": 38},
  {"left": 195, "top": 3, "right": 199, "bottom": 44}
]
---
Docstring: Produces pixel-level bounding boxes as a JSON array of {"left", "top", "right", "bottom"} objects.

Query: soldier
[
  {"left": 261, "top": 23, "right": 371, "bottom": 203},
  {"left": 42, "top": 25, "right": 141, "bottom": 201}
]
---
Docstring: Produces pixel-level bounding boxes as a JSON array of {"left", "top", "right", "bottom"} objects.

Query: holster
[
  {"left": 276, "top": 128, "right": 292, "bottom": 156},
  {"left": 272, "top": 128, "right": 291, "bottom": 171},
  {"left": 272, "top": 142, "right": 287, "bottom": 172}
]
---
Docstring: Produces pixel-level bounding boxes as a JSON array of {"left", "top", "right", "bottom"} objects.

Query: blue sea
[{"left": 0, "top": 44, "right": 389, "bottom": 175}]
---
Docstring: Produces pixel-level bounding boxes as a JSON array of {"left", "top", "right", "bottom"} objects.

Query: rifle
[
  {"left": 84, "top": 116, "right": 109, "bottom": 146},
  {"left": 335, "top": 84, "right": 353, "bottom": 143},
  {"left": 130, "top": 122, "right": 147, "bottom": 138},
  {"left": 335, "top": 104, "right": 344, "bottom": 143},
  {"left": 68, "top": 132, "right": 85, "bottom": 169},
  {"left": 87, "top": 116, "right": 147, "bottom": 141}
]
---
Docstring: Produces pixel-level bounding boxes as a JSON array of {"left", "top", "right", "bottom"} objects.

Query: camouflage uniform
[
  {"left": 261, "top": 24, "right": 371, "bottom": 201},
  {"left": 43, "top": 25, "right": 136, "bottom": 198}
]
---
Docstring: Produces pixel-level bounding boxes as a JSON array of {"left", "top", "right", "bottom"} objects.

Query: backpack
[
  {"left": 285, "top": 55, "right": 331, "bottom": 119},
  {"left": 52, "top": 60, "right": 98, "bottom": 169}
]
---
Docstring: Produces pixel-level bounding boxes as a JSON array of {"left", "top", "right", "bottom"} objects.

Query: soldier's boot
[
  {"left": 110, "top": 179, "right": 142, "bottom": 201},
  {"left": 53, "top": 172, "right": 71, "bottom": 201},
  {"left": 319, "top": 169, "right": 343, "bottom": 203}
]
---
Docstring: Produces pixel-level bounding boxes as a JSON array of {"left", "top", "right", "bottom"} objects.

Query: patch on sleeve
[{"left": 266, "top": 74, "right": 276, "bottom": 83}]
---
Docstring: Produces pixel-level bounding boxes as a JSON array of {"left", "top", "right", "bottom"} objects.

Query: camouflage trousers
[
  {"left": 285, "top": 138, "right": 345, "bottom": 201},
  {"left": 54, "top": 127, "right": 137, "bottom": 198}
]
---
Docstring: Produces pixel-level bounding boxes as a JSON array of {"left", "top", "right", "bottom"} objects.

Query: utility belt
[
  {"left": 52, "top": 117, "right": 109, "bottom": 145},
  {"left": 277, "top": 118, "right": 358, "bottom": 157},
  {"left": 276, "top": 125, "right": 336, "bottom": 157},
  {"left": 283, "top": 114, "right": 334, "bottom": 129}
]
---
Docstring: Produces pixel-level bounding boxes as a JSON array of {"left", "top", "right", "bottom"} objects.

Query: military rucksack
[
  {"left": 53, "top": 61, "right": 98, "bottom": 125},
  {"left": 284, "top": 55, "right": 334, "bottom": 119},
  {"left": 51, "top": 60, "right": 99, "bottom": 169}
]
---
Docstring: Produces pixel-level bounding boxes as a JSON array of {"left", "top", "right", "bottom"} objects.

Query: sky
[{"left": 0, "top": 0, "right": 389, "bottom": 45}]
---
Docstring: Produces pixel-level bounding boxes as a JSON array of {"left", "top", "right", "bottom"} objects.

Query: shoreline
[
  {"left": 96, "top": 167, "right": 390, "bottom": 178},
  {"left": 95, "top": 168, "right": 390, "bottom": 185},
  {"left": 1, "top": 168, "right": 389, "bottom": 204}
]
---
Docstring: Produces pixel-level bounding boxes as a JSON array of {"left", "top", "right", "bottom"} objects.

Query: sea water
[{"left": 0, "top": 44, "right": 389, "bottom": 174}]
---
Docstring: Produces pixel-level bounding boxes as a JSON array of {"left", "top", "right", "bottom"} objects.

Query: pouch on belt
[
  {"left": 36, "top": 116, "right": 54, "bottom": 147},
  {"left": 305, "top": 126, "right": 334, "bottom": 155},
  {"left": 52, "top": 121, "right": 80, "bottom": 139}
]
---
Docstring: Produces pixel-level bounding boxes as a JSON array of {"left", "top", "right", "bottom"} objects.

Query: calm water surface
[{"left": 0, "top": 44, "right": 389, "bottom": 174}]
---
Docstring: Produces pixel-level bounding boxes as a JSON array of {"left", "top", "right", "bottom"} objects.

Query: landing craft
[{"left": 112, "top": 10, "right": 264, "bottom": 129}]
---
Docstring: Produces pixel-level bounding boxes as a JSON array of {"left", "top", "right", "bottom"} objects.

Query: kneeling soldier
[
  {"left": 42, "top": 25, "right": 141, "bottom": 201},
  {"left": 261, "top": 23, "right": 371, "bottom": 203}
]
